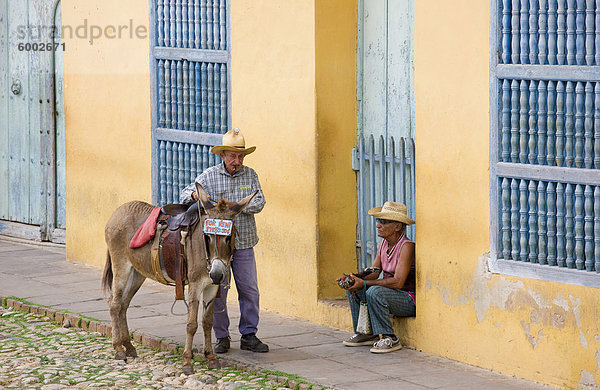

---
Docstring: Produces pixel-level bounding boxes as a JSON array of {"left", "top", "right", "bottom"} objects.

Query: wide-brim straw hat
[
  {"left": 210, "top": 128, "right": 256, "bottom": 155},
  {"left": 368, "top": 201, "right": 415, "bottom": 225}
]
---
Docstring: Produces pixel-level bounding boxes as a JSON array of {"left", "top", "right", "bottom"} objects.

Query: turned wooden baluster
[
  {"left": 502, "top": 80, "right": 511, "bottom": 161},
  {"left": 574, "top": 81, "right": 584, "bottom": 167},
  {"left": 502, "top": 178, "right": 512, "bottom": 259},
  {"left": 183, "top": 61, "right": 189, "bottom": 130},
  {"left": 584, "top": 185, "right": 594, "bottom": 271},
  {"left": 566, "top": 183, "right": 575, "bottom": 268},
  {"left": 528, "top": 180, "right": 539, "bottom": 262},
  {"left": 511, "top": 179, "right": 521, "bottom": 260},
  {"left": 547, "top": 182, "right": 557, "bottom": 266},
  {"left": 574, "top": 184, "right": 585, "bottom": 269},
  {"left": 547, "top": 81, "right": 557, "bottom": 165},
  {"left": 528, "top": 80, "right": 538, "bottom": 163},
  {"left": 557, "top": 182, "right": 567, "bottom": 266},
  {"left": 511, "top": 80, "right": 520, "bottom": 162},
  {"left": 529, "top": 0, "right": 539, "bottom": 64},
  {"left": 520, "top": 80, "right": 529, "bottom": 163},
  {"left": 539, "top": 0, "right": 548, "bottom": 64},
  {"left": 160, "top": 141, "right": 167, "bottom": 205},
  {"left": 502, "top": 0, "right": 512, "bottom": 63},
  {"left": 584, "top": 82, "right": 593, "bottom": 168},
  {"left": 521, "top": 0, "right": 530, "bottom": 63},
  {"left": 538, "top": 80, "right": 547, "bottom": 164},
  {"left": 512, "top": 0, "right": 521, "bottom": 63},
  {"left": 538, "top": 181, "right": 547, "bottom": 264},
  {"left": 520, "top": 179, "right": 530, "bottom": 262},
  {"left": 548, "top": 0, "right": 559, "bottom": 64}
]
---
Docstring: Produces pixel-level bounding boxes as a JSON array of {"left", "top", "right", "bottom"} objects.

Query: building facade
[{"left": 42, "top": 1, "right": 600, "bottom": 388}]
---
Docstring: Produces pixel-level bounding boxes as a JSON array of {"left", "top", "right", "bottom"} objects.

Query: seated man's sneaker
[
  {"left": 240, "top": 333, "right": 269, "bottom": 353},
  {"left": 214, "top": 336, "right": 230, "bottom": 354},
  {"left": 342, "top": 334, "right": 380, "bottom": 347},
  {"left": 370, "top": 335, "right": 402, "bottom": 353}
]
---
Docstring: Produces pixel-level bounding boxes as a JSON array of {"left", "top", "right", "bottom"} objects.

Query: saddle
[{"left": 150, "top": 202, "right": 206, "bottom": 301}]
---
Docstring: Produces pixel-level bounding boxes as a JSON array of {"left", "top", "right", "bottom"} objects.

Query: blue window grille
[
  {"left": 490, "top": 0, "right": 600, "bottom": 287},
  {"left": 150, "top": 0, "right": 230, "bottom": 205}
]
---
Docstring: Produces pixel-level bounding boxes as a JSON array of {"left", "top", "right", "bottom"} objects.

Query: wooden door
[
  {"left": 0, "top": 0, "right": 66, "bottom": 243},
  {"left": 354, "top": 0, "right": 415, "bottom": 268}
]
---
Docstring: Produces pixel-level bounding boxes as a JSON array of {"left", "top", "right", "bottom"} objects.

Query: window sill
[{"left": 489, "top": 257, "right": 600, "bottom": 289}]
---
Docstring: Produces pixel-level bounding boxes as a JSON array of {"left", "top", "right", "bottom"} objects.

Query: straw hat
[
  {"left": 368, "top": 201, "right": 415, "bottom": 225},
  {"left": 210, "top": 128, "right": 256, "bottom": 155}
]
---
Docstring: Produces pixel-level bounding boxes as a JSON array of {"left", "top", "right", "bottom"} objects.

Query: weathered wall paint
[
  {"left": 413, "top": 1, "right": 600, "bottom": 387},
  {"left": 62, "top": 0, "right": 152, "bottom": 267}
]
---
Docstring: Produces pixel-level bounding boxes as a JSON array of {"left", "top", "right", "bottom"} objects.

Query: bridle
[
  {"left": 201, "top": 220, "right": 237, "bottom": 313},
  {"left": 170, "top": 216, "right": 236, "bottom": 316}
]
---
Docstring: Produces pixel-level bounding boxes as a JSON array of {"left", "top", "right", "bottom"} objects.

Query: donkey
[{"left": 102, "top": 183, "right": 257, "bottom": 374}]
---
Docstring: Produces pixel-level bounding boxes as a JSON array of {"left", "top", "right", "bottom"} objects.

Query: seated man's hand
[
  {"left": 346, "top": 275, "right": 364, "bottom": 292},
  {"left": 337, "top": 274, "right": 354, "bottom": 289}
]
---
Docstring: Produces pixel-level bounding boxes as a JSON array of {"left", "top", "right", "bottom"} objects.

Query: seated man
[{"left": 340, "top": 201, "right": 415, "bottom": 353}]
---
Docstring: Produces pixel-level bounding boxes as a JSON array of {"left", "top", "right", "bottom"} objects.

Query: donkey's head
[{"left": 195, "top": 182, "right": 257, "bottom": 285}]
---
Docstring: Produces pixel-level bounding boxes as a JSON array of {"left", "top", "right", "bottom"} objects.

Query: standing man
[{"left": 180, "top": 128, "right": 268, "bottom": 353}]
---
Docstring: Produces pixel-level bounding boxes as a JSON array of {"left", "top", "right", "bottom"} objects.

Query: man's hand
[
  {"left": 192, "top": 191, "right": 199, "bottom": 201},
  {"left": 346, "top": 275, "right": 365, "bottom": 292}
]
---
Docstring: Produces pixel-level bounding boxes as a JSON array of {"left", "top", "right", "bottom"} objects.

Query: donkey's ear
[
  {"left": 229, "top": 190, "right": 258, "bottom": 214},
  {"left": 195, "top": 183, "right": 214, "bottom": 210}
]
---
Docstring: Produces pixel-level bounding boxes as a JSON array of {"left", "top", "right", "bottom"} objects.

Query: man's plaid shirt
[{"left": 180, "top": 163, "right": 266, "bottom": 249}]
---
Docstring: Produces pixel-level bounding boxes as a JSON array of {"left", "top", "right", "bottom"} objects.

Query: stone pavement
[{"left": 0, "top": 237, "right": 556, "bottom": 390}]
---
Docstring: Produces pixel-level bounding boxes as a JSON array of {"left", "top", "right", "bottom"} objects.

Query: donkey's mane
[{"left": 215, "top": 199, "right": 228, "bottom": 211}]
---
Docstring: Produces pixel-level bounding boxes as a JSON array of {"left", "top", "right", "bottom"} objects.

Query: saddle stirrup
[{"left": 171, "top": 298, "right": 189, "bottom": 316}]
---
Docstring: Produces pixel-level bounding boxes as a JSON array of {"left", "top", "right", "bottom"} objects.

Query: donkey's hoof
[
  {"left": 207, "top": 357, "right": 220, "bottom": 369},
  {"left": 114, "top": 351, "right": 127, "bottom": 361},
  {"left": 182, "top": 365, "right": 195, "bottom": 375},
  {"left": 125, "top": 348, "right": 137, "bottom": 358}
]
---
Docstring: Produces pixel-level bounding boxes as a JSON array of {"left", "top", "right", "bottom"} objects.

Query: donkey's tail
[{"left": 101, "top": 249, "right": 113, "bottom": 295}]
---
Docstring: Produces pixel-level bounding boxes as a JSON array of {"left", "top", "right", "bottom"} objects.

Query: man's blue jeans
[
  {"left": 213, "top": 248, "right": 260, "bottom": 338},
  {"left": 347, "top": 286, "right": 415, "bottom": 336}
]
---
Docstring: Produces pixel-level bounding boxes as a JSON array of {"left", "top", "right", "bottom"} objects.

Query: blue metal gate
[
  {"left": 354, "top": 0, "right": 416, "bottom": 269},
  {"left": 0, "top": 0, "right": 66, "bottom": 243},
  {"left": 149, "top": 0, "right": 230, "bottom": 205}
]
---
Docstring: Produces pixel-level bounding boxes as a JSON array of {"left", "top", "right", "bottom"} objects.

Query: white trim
[{"left": 489, "top": 258, "right": 600, "bottom": 288}]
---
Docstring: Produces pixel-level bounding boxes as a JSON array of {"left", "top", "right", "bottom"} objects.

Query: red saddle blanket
[{"left": 129, "top": 207, "right": 162, "bottom": 249}]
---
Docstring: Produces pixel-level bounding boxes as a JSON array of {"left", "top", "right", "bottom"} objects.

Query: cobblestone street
[{"left": 0, "top": 306, "right": 313, "bottom": 389}]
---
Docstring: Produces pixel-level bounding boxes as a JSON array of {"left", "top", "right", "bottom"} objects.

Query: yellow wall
[
  {"left": 413, "top": 1, "right": 600, "bottom": 388},
  {"left": 228, "top": 0, "right": 320, "bottom": 316},
  {"left": 315, "top": 0, "right": 358, "bottom": 300},
  {"left": 227, "top": 0, "right": 356, "bottom": 327},
  {"left": 62, "top": 0, "right": 152, "bottom": 267}
]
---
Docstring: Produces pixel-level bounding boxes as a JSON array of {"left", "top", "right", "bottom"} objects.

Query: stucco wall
[
  {"left": 62, "top": 1, "right": 152, "bottom": 267},
  {"left": 413, "top": 1, "right": 600, "bottom": 388},
  {"left": 315, "top": 0, "right": 358, "bottom": 300},
  {"left": 228, "top": 0, "right": 320, "bottom": 317}
]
